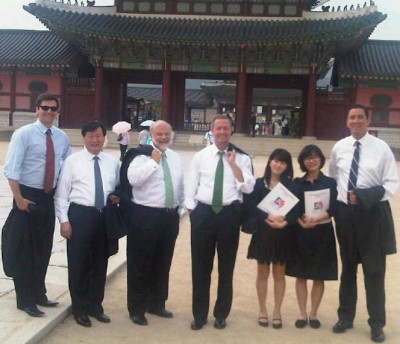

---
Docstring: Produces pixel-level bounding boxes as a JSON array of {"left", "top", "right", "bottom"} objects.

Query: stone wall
[
  {"left": 369, "top": 127, "right": 400, "bottom": 148},
  {"left": 0, "top": 111, "right": 59, "bottom": 129}
]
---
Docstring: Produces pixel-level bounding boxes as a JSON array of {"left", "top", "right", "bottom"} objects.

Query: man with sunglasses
[{"left": 3, "top": 93, "right": 71, "bottom": 317}]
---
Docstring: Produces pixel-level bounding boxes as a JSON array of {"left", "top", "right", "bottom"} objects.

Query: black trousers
[
  {"left": 67, "top": 203, "right": 108, "bottom": 316},
  {"left": 119, "top": 144, "right": 128, "bottom": 161},
  {"left": 335, "top": 204, "right": 386, "bottom": 328},
  {"left": 190, "top": 202, "right": 241, "bottom": 321},
  {"left": 12, "top": 185, "right": 55, "bottom": 309},
  {"left": 127, "top": 203, "right": 179, "bottom": 316}
]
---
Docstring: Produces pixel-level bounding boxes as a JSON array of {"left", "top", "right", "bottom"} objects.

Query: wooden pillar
[
  {"left": 171, "top": 72, "right": 186, "bottom": 130},
  {"left": 235, "top": 71, "right": 247, "bottom": 133},
  {"left": 161, "top": 69, "right": 172, "bottom": 123},
  {"left": 304, "top": 66, "right": 316, "bottom": 137},
  {"left": 94, "top": 63, "right": 104, "bottom": 121},
  {"left": 9, "top": 69, "right": 16, "bottom": 126}
]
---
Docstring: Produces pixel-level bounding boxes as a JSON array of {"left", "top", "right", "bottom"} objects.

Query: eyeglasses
[
  {"left": 304, "top": 156, "right": 321, "bottom": 162},
  {"left": 39, "top": 106, "right": 58, "bottom": 112}
]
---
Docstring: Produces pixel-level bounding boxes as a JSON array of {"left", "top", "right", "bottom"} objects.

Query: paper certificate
[
  {"left": 257, "top": 182, "right": 299, "bottom": 216},
  {"left": 304, "top": 188, "right": 330, "bottom": 224}
]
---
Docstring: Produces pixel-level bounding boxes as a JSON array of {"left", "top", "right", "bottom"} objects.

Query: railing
[{"left": 183, "top": 121, "right": 211, "bottom": 132}]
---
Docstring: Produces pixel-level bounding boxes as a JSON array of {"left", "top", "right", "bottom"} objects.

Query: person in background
[
  {"left": 247, "top": 148, "right": 299, "bottom": 330},
  {"left": 3, "top": 93, "right": 71, "bottom": 317},
  {"left": 117, "top": 131, "right": 130, "bottom": 161},
  {"left": 204, "top": 129, "right": 214, "bottom": 146},
  {"left": 186, "top": 114, "right": 255, "bottom": 331},
  {"left": 138, "top": 126, "right": 150, "bottom": 146},
  {"left": 55, "top": 122, "right": 120, "bottom": 328},
  {"left": 328, "top": 104, "right": 399, "bottom": 343},
  {"left": 251, "top": 113, "right": 257, "bottom": 137},
  {"left": 286, "top": 144, "right": 338, "bottom": 330}
]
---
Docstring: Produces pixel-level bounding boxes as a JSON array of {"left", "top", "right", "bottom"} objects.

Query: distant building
[{"left": 0, "top": 1, "right": 399, "bottom": 146}]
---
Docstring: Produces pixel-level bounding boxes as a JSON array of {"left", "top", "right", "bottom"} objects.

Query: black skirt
[{"left": 285, "top": 222, "right": 338, "bottom": 280}]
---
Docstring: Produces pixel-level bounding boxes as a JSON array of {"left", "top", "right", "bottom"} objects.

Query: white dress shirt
[
  {"left": 328, "top": 133, "right": 399, "bottom": 203},
  {"left": 185, "top": 144, "right": 256, "bottom": 210},
  {"left": 55, "top": 149, "right": 120, "bottom": 223},
  {"left": 127, "top": 145, "right": 184, "bottom": 208}
]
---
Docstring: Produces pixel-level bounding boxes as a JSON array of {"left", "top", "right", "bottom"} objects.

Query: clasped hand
[{"left": 265, "top": 214, "right": 287, "bottom": 229}]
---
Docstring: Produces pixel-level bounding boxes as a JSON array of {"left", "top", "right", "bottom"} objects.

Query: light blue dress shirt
[{"left": 3, "top": 119, "right": 72, "bottom": 189}]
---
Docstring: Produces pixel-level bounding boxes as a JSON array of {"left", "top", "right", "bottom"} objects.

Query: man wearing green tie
[
  {"left": 186, "top": 115, "right": 256, "bottom": 330},
  {"left": 125, "top": 120, "right": 184, "bottom": 326}
]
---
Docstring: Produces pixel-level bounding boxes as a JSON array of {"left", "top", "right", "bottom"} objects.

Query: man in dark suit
[
  {"left": 124, "top": 120, "right": 184, "bottom": 326},
  {"left": 328, "top": 104, "right": 399, "bottom": 343},
  {"left": 54, "top": 122, "right": 120, "bottom": 327},
  {"left": 185, "top": 114, "right": 255, "bottom": 330}
]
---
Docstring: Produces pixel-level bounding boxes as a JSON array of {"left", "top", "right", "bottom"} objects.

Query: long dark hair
[{"left": 264, "top": 148, "right": 293, "bottom": 186}]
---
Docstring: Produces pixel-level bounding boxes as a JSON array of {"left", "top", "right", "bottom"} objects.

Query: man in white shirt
[
  {"left": 186, "top": 115, "right": 255, "bottom": 330},
  {"left": 55, "top": 122, "right": 120, "bottom": 328},
  {"left": 125, "top": 120, "right": 184, "bottom": 326},
  {"left": 328, "top": 104, "right": 399, "bottom": 343}
]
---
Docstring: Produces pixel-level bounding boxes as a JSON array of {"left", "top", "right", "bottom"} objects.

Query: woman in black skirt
[
  {"left": 286, "top": 145, "right": 338, "bottom": 329},
  {"left": 247, "top": 149, "right": 300, "bottom": 329}
]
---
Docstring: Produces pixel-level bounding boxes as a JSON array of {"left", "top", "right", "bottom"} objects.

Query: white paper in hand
[{"left": 257, "top": 182, "right": 299, "bottom": 216}]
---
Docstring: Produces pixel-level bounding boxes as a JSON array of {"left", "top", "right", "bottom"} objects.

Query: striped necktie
[
  {"left": 211, "top": 151, "right": 224, "bottom": 214},
  {"left": 347, "top": 141, "right": 360, "bottom": 203}
]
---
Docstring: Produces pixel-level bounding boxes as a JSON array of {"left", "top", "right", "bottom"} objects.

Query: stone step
[{"left": 1, "top": 128, "right": 336, "bottom": 157}]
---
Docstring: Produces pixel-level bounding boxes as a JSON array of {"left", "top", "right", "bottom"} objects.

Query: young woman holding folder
[
  {"left": 286, "top": 144, "right": 338, "bottom": 329},
  {"left": 247, "top": 148, "right": 300, "bottom": 329}
]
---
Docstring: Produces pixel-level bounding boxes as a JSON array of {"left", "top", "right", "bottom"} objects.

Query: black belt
[
  {"left": 157, "top": 206, "right": 179, "bottom": 213},
  {"left": 132, "top": 203, "right": 179, "bottom": 213},
  {"left": 70, "top": 202, "right": 104, "bottom": 213},
  {"left": 197, "top": 200, "right": 240, "bottom": 208}
]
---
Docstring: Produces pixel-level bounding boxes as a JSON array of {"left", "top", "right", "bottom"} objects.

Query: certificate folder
[
  {"left": 304, "top": 188, "right": 330, "bottom": 224},
  {"left": 257, "top": 182, "right": 299, "bottom": 216}
]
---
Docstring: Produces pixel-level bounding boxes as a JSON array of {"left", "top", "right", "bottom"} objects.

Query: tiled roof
[
  {"left": 128, "top": 87, "right": 212, "bottom": 107},
  {"left": 0, "top": 30, "right": 82, "bottom": 67},
  {"left": 336, "top": 40, "right": 400, "bottom": 79},
  {"left": 23, "top": 3, "right": 386, "bottom": 46}
]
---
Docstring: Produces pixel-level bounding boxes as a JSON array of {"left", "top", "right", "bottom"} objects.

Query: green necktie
[
  {"left": 212, "top": 151, "right": 224, "bottom": 214},
  {"left": 161, "top": 152, "right": 174, "bottom": 208}
]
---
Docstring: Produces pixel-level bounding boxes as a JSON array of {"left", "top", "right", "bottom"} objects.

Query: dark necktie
[
  {"left": 347, "top": 141, "right": 360, "bottom": 203},
  {"left": 43, "top": 129, "right": 55, "bottom": 193},
  {"left": 161, "top": 152, "right": 174, "bottom": 208},
  {"left": 93, "top": 156, "right": 104, "bottom": 209},
  {"left": 212, "top": 151, "right": 224, "bottom": 214}
]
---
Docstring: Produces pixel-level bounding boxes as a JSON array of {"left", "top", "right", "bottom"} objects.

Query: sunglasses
[{"left": 39, "top": 106, "right": 58, "bottom": 112}]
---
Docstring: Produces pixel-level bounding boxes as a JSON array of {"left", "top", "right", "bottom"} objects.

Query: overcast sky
[{"left": 0, "top": 0, "right": 399, "bottom": 40}]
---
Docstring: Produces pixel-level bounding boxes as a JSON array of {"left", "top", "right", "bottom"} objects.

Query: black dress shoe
[
  {"left": 371, "top": 327, "right": 385, "bottom": 343},
  {"left": 90, "top": 313, "right": 111, "bottom": 323},
  {"left": 75, "top": 315, "right": 92, "bottom": 327},
  {"left": 130, "top": 315, "right": 148, "bottom": 326},
  {"left": 19, "top": 306, "right": 45, "bottom": 317},
  {"left": 191, "top": 319, "right": 207, "bottom": 330},
  {"left": 147, "top": 308, "right": 173, "bottom": 318},
  {"left": 37, "top": 300, "right": 59, "bottom": 308},
  {"left": 332, "top": 320, "right": 353, "bottom": 333},
  {"left": 214, "top": 318, "right": 226, "bottom": 329}
]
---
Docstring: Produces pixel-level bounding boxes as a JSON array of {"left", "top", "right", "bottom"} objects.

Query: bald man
[{"left": 124, "top": 121, "right": 184, "bottom": 326}]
